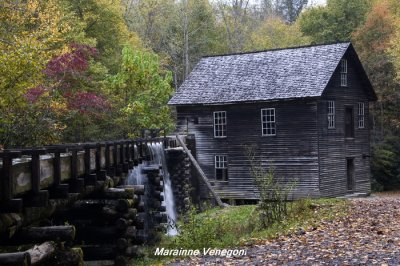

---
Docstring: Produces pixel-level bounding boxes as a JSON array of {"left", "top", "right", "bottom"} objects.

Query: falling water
[
  {"left": 127, "top": 145, "right": 146, "bottom": 186},
  {"left": 126, "top": 142, "right": 178, "bottom": 236},
  {"left": 148, "top": 142, "right": 178, "bottom": 236}
]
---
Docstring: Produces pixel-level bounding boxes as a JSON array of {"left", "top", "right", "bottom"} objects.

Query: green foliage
[
  {"left": 246, "top": 147, "right": 297, "bottom": 228},
  {"left": 274, "top": 0, "right": 309, "bottom": 23},
  {"left": 110, "top": 46, "right": 174, "bottom": 137},
  {"left": 353, "top": 0, "right": 400, "bottom": 138},
  {"left": 246, "top": 17, "right": 310, "bottom": 51},
  {"left": 61, "top": 0, "right": 143, "bottom": 73},
  {"left": 298, "top": 0, "right": 372, "bottom": 43},
  {"left": 156, "top": 198, "right": 346, "bottom": 254},
  {"left": 170, "top": 205, "right": 257, "bottom": 250},
  {"left": 371, "top": 135, "right": 400, "bottom": 190}
]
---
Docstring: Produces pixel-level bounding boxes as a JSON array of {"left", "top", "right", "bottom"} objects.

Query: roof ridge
[{"left": 202, "top": 41, "right": 351, "bottom": 58}]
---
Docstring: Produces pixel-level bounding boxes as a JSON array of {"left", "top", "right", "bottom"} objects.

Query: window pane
[
  {"left": 214, "top": 111, "right": 227, "bottom": 137},
  {"left": 261, "top": 108, "right": 276, "bottom": 136},
  {"left": 328, "top": 101, "right": 335, "bottom": 129}
]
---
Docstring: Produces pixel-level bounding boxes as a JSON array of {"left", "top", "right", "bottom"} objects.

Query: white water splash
[
  {"left": 127, "top": 145, "right": 146, "bottom": 186},
  {"left": 127, "top": 142, "right": 178, "bottom": 236},
  {"left": 148, "top": 142, "right": 178, "bottom": 236}
]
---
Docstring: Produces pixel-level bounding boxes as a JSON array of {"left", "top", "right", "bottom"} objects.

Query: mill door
[{"left": 346, "top": 158, "right": 355, "bottom": 191}]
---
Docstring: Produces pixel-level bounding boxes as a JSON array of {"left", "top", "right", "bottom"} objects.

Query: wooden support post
[
  {"left": 176, "top": 135, "right": 225, "bottom": 208},
  {"left": 20, "top": 149, "right": 47, "bottom": 194},
  {"left": 105, "top": 142, "right": 111, "bottom": 171},
  {"left": 69, "top": 146, "right": 84, "bottom": 193},
  {"left": 84, "top": 147, "right": 91, "bottom": 177},
  {"left": 120, "top": 141, "right": 125, "bottom": 165},
  {"left": 0, "top": 151, "right": 21, "bottom": 202},
  {"left": 46, "top": 146, "right": 69, "bottom": 199},
  {"left": 45, "top": 146, "right": 68, "bottom": 187},
  {"left": 138, "top": 140, "right": 143, "bottom": 160},
  {"left": 96, "top": 143, "right": 105, "bottom": 179}
]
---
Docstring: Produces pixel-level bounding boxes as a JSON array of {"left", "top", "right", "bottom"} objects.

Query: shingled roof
[{"left": 168, "top": 42, "right": 375, "bottom": 105}]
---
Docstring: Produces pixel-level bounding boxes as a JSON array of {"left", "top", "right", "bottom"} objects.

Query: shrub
[{"left": 246, "top": 146, "right": 296, "bottom": 228}]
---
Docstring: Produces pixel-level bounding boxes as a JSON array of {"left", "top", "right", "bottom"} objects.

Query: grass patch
[{"left": 131, "top": 198, "right": 347, "bottom": 265}]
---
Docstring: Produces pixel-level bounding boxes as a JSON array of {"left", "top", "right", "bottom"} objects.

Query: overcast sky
[{"left": 308, "top": 0, "right": 327, "bottom": 7}]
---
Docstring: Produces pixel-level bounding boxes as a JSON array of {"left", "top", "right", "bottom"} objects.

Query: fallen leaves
[{"left": 169, "top": 194, "right": 400, "bottom": 265}]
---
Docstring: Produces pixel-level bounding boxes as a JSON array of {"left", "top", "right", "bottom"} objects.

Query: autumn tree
[
  {"left": 274, "top": 0, "right": 309, "bottom": 23},
  {"left": 298, "top": 0, "right": 372, "bottom": 43},
  {"left": 353, "top": 0, "right": 398, "bottom": 139},
  {"left": 352, "top": 0, "right": 400, "bottom": 190},
  {"left": 61, "top": 0, "right": 143, "bottom": 73},
  {"left": 0, "top": 0, "right": 89, "bottom": 147},
  {"left": 110, "top": 46, "right": 174, "bottom": 138},
  {"left": 246, "top": 17, "right": 310, "bottom": 50}
]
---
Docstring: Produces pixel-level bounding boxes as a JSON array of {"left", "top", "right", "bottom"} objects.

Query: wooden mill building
[{"left": 168, "top": 42, "right": 377, "bottom": 200}]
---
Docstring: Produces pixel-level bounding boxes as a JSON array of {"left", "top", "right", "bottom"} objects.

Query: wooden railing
[{"left": 0, "top": 138, "right": 168, "bottom": 212}]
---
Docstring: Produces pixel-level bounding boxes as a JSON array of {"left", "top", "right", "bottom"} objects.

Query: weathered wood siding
[
  {"left": 176, "top": 100, "right": 320, "bottom": 200},
  {"left": 318, "top": 53, "right": 371, "bottom": 197}
]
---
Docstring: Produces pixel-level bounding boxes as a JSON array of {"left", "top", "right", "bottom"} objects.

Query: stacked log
[
  {"left": 133, "top": 165, "right": 167, "bottom": 245},
  {"left": 166, "top": 148, "right": 192, "bottom": 214},
  {"left": 52, "top": 185, "right": 145, "bottom": 264}
]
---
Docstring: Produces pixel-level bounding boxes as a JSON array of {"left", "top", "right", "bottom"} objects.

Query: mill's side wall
[
  {"left": 318, "top": 53, "right": 372, "bottom": 197},
  {"left": 176, "top": 100, "right": 320, "bottom": 200}
]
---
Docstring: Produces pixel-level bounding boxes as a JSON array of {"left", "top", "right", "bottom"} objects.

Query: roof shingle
[{"left": 168, "top": 42, "right": 351, "bottom": 105}]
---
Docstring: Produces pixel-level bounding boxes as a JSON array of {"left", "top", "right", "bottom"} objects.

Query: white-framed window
[
  {"left": 328, "top": 101, "right": 335, "bottom": 129},
  {"left": 213, "top": 111, "right": 227, "bottom": 138},
  {"left": 215, "top": 155, "right": 228, "bottom": 180},
  {"left": 340, "top": 59, "right": 348, "bottom": 87},
  {"left": 261, "top": 108, "right": 276, "bottom": 136},
  {"left": 358, "top": 102, "right": 365, "bottom": 129}
]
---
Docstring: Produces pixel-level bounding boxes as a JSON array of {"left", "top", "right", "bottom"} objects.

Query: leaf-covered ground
[{"left": 171, "top": 193, "right": 400, "bottom": 265}]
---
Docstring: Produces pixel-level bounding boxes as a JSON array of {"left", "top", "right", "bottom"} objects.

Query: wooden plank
[{"left": 176, "top": 135, "right": 224, "bottom": 208}]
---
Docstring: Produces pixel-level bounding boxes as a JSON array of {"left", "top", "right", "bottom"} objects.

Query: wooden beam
[
  {"left": 176, "top": 135, "right": 224, "bottom": 208},
  {"left": 12, "top": 226, "right": 75, "bottom": 243},
  {"left": 0, "top": 252, "right": 31, "bottom": 266}
]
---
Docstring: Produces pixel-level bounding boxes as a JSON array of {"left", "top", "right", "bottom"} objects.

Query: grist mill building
[{"left": 168, "top": 42, "right": 377, "bottom": 200}]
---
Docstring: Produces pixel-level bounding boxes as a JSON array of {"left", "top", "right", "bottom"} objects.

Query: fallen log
[
  {"left": 26, "top": 241, "right": 56, "bottom": 265},
  {"left": 102, "top": 188, "right": 135, "bottom": 199},
  {"left": 12, "top": 226, "right": 75, "bottom": 243},
  {"left": 116, "top": 185, "right": 145, "bottom": 195},
  {"left": 0, "top": 252, "right": 31, "bottom": 266}
]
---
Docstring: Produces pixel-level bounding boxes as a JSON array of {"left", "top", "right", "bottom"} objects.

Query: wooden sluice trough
[{"left": 0, "top": 138, "right": 168, "bottom": 265}]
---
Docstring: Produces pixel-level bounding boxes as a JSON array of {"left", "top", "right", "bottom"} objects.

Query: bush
[{"left": 246, "top": 146, "right": 296, "bottom": 228}]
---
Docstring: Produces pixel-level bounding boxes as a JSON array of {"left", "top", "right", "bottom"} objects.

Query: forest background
[{"left": 0, "top": 0, "right": 399, "bottom": 190}]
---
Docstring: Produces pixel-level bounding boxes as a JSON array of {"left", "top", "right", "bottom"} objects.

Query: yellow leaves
[
  {"left": 50, "top": 100, "right": 68, "bottom": 115},
  {"left": 246, "top": 17, "right": 310, "bottom": 51}
]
